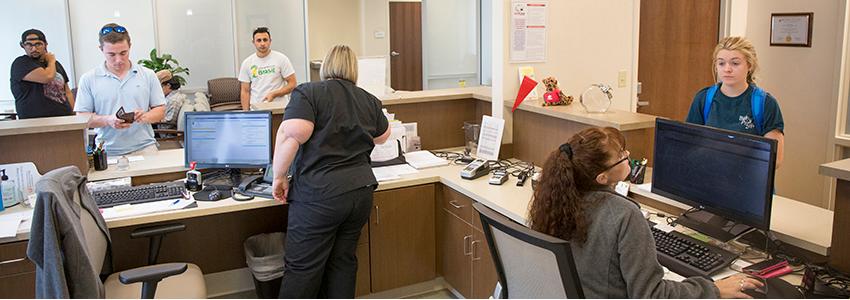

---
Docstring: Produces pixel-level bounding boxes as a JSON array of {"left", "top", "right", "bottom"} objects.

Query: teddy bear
[{"left": 541, "top": 77, "right": 573, "bottom": 106}]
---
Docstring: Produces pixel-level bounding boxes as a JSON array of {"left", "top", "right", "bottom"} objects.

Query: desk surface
[
  {"left": 820, "top": 158, "right": 850, "bottom": 181},
  {"left": 250, "top": 86, "right": 655, "bottom": 131}
]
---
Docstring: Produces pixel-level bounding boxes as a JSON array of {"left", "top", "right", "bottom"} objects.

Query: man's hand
[
  {"left": 42, "top": 52, "right": 55, "bottom": 64},
  {"left": 272, "top": 176, "right": 289, "bottom": 204},
  {"left": 109, "top": 115, "right": 131, "bottom": 129},
  {"left": 262, "top": 93, "right": 276, "bottom": 102},
  {"left": 133, "top": 109, "right": 152, "bottom": 124}
]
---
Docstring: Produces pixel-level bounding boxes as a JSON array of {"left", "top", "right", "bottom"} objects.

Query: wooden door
[
  {"left": 389, "top": 2, "right": 423, "bottom": 91},
  {"left": 637, "top": 0, "right": 720, "bottom": 121},
  {"left": 472, "top": 228, "right": 499, "bottom": 299},
  {"left": 439, "top": 209, "right": 473, "bottom": 297},
  {"left": 369, "top": 184, "right": 436, "bottom": 292}
]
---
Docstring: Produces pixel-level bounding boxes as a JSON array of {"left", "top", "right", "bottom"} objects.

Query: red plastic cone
[{"left": 513, "top": 76, "right": 538, "bottom": 112}]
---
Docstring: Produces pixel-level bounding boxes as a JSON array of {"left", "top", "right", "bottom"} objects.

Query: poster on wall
[{"left": 510, "top": 0, "right": 549, "bottom": 62}]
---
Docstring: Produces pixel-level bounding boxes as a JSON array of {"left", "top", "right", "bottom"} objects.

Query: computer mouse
[
  {"left": 742, "top": 277, "right": 803, "bottom": 299},
  {"left": 208, "top": 190, "right": 221, "bottom": 201}
]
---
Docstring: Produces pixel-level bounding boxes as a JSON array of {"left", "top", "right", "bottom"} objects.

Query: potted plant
[{"left": 137, "top": 49, "right": 190, "bottom": 86}]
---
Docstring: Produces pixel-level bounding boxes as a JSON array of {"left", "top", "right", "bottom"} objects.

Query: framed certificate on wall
[{"left": 770, "top": 13, "right": 813, "bottom": 47}]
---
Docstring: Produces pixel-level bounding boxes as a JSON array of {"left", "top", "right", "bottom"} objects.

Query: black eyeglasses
[
  {"left": 100, "top": 25, "right": 127, "bottom": 36},
  {"left": 600, "top": 149, "right": 629, "bottom": 173}
]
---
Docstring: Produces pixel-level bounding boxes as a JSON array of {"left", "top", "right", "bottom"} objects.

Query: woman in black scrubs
[{"left": 271, "top": 45, "right": 391, "bottom": 298}]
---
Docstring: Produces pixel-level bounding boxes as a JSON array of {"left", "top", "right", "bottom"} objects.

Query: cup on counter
[{"left": 93, "top": 150, "right": 108, "bottom": 171}]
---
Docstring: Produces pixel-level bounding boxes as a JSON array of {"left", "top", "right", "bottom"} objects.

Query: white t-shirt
[{"left": 238, "top": 50, "right": 296, "bottom": 104}]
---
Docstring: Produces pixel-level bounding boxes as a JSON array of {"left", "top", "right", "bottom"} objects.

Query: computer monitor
[
  {"left": 184, "top": 111, "right": 273, "bottom": 169},
  {"left": 651, "top": 119, "right": 777, "bottom": 239}
]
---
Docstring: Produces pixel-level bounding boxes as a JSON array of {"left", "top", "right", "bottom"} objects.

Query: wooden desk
[
  {"left": 0, "top": 115, "right": 89, "bottom": 174},
  {"left": 818, "top": 159, "right": 850, "bottom": 273}
]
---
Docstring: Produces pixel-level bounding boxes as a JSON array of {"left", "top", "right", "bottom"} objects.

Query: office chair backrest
[
  {"left": 74, "top": 188, "right": 108, "bottom": 274},
  {"left": 473, "top": 202, "right": 584, "bottom": 299},
  {"left": 207, "top": 77, "right": 242, "bottom": 111}
]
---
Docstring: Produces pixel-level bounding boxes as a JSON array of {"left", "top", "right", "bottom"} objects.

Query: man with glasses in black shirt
[{"left": 10, "top": 29, "right": 75, "bottom": 119}]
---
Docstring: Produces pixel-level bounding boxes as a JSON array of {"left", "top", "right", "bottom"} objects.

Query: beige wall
[
  {"left": 499, "top": 0, "right": 638, "bottom": 113},
  {"left": 308, "top": 0, "right": 362, "bottom": 61},
  {"left": 742, "top": 0, "right": 844, "bottom": 208},
  {"left": 361, "top": 0, "right": 390, "bottom": 57}
]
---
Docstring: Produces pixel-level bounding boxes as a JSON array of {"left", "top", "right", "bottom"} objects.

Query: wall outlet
[{"left": 618, "top": 70, "right": 627, "bottom": 88}]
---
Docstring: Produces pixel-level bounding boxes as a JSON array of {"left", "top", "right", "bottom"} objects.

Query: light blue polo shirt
[{"left": 75, "top": 63, "right": 166, "bottom": 155}]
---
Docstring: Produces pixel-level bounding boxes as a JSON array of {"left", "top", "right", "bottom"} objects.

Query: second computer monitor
[
  {"left": 651, "top": 118, "right": 777, "bottom": 231},
  {"left": 184, "top": 111, "right": 272, "bottom": 168}
]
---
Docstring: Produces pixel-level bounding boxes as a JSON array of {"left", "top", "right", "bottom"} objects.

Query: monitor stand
[
  {"left": 202, "top": 168, "right": 244, "bottom": 189},
  {"left": 674, "top": 210, "right": 753, "bottom": 242}
]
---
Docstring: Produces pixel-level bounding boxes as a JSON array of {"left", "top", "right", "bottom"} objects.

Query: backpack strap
[
  {"left": 702, "top": 84, "right": 720, "bottom": 124},
  {"left": 751, "top": 87, "right": 766, "bottom": 135}
]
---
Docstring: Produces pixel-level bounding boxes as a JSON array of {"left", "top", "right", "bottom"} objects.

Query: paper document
[
  {"left": 372, "top": 164, "right": 418, "bottom": 182},
  {"left": 101, "top": 198, "right": 195, "bottom": 220},
  {"left": 107, "top": 155, "right": 144, "bottom": 165},
  {"left": 476, "top": 116, "right": 505, "bottom": 161},
  {"left": 404, "top": 151, "right": 449, "bottom": 169},
  {"left": 0, "top": 210, "right": 31, "bottom": 238}
]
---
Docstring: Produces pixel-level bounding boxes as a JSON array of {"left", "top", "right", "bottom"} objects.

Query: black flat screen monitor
[
  {"left": 651, "top": 119, "right": 777, "bottom": 230},
  {"left": 184, "top": 111, "right": 272, "bottom": 169}
]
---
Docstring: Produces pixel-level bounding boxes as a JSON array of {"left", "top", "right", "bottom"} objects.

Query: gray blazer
[{"left": 27, "top": 166, "right": 113, "bottom": 298}]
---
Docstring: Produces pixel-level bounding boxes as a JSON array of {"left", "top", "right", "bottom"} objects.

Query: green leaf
[
  {"left": 149, "top": 48, "right": 158, "bottom": 62},
  {"left": 162, "top": 54, "right": 172, "bottom": 61}
]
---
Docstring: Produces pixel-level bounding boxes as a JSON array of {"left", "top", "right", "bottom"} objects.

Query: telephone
[{"left": 238, "top": 165, "right": 275, "bottom": 198}]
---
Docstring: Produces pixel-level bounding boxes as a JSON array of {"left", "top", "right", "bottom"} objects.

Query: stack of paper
[
  {"left": 0, "top": 210, "right": 31, "bottom": 238},
  {"left": 372, "top": 164, "right": 419, "bottom": 182},
  {"left": 403, "top": 151, "right": 449, "bottom": 169},
  {"left": 101, "top": 199, "right": 195, "bottom": 220}
]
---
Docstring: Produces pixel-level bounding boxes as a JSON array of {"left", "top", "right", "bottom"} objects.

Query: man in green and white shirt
[{"left": 238, "top": 27, "right": 297, "bottom": 111}]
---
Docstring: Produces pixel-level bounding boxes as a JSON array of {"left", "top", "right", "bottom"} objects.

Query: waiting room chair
[
  {"left": 207, "top": 77, "right": 243, "bottom": 111},
  {"left": 472, "top": 202, "right": 584, "bottom": 298},
  {"left": 27, "top": 166, "right": 206, "bottom": 298}
]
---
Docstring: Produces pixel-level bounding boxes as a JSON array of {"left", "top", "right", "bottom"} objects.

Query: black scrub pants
[{"left": 278, "top": 185, "right": 374, "bottom": 298}]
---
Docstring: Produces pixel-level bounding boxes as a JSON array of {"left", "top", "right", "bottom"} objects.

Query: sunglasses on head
[{"left": 100, "top": 25, "right": 127, "bottom": 36}]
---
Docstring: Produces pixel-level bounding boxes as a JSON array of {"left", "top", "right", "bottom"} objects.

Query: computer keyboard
[
  {"left": 91, "top": 182, "right": 187, "bottom": 208},
  {"left": 651, "top": 226, "right": 739, "bottom": 278}
]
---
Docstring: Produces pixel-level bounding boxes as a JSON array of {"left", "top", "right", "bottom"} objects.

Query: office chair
[
  {"left": 27, "top": 166, "right": 206, "bottom": 298},
  {"left": 207, "top": 77, "right": 243, "bottom": 111},
  {"left": 472, "top": 202, "right": 585, "bottom": 299}
]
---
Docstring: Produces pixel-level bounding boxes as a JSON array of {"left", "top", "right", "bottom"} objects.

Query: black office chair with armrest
[
  {"left": 27, "top": 166, "right": 206, "bottom": 298},
  {"left": 473, "top": 202, "right": 584, "bottom": 298}
]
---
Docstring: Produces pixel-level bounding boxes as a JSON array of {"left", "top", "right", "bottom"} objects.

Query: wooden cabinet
[
  {"left": 0, "top": 240, "right": 35, "bottom": 298},
  {"left": 437, "top": 186, "right": 499, "bottom": 299},
  {"left": 369, "top": 184, "right": 436, "bottom": 292},
  {"left": 355, "top": 225, "right": 370, "bottom": 297}
]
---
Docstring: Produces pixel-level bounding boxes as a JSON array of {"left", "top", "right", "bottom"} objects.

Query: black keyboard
[
  {"left": 651, "top": 226, "right": 739, "bottom": 278},
  {"left": 91, "top": 182, "right": 187, "bottom": 208}
]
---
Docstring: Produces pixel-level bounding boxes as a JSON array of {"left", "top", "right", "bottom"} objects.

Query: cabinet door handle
[
  {"left": 471, "top": 240, "right": 482, "bottom": 261},
  {"left": 375, "top": 205, "right": 380, "bottom": 225},
  {"left": 448, "top": 200, "right": 465, "bottom": 209},
  {"left": 463, "top": 235, "right": 472, "bottom": 256},
  {"left": 0, "top": 257, "right": 26, "bottom": 265}
]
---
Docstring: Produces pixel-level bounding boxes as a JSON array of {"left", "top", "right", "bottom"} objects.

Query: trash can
[{"left": 244, "top": 232, "right": 286, "bottom": 299}]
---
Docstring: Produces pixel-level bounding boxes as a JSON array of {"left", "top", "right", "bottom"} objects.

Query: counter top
[
  {"left": 819, "top": 158, "right": 850, "bottom": 181},
  {"left": 250, "top": 86, "right": 655, "bottom": 131},
  {"left": 87, "top": 149, "right": 188, "bottom": 182},
  {"left": 0, "top": 115, "right": 89, "bottom": 136}
]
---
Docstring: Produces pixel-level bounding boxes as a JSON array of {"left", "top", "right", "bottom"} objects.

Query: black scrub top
[{"left": 284, "top": 79, "right": 389, "bottom": 201}]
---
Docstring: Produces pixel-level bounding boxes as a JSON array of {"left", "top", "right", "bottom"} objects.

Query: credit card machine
[
  {"left": 461, "top": 159, "right": 490, "bottom": 180},
  {"left": 489, "top": 170, "right": 508, "bottom": 185}
]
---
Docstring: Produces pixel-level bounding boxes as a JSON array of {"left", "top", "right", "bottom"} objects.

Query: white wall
[
  {"left": 308, "top": 0, "right": 362, "bottom": 61},
  {"left": 0, "top": 0, "right": 74, "bottom": 101},
  {"left": 740, "top": 0, "right": 844, "bottom": 208},
  {"left": 235, "top": 0, "right": 309, "bottom": 84},
  {"left": 500, "top": 0, "right": 638, "bottom": 113},
  {"left": 68, "top": 0, "right": 157, "bottom": 82},
  {"left": 154, "top": 0, "right": 236, "bottom": 90}
]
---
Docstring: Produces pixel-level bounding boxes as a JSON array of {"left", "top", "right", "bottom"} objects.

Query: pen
[{"left": 171, "top": 199, "right": 181, "bottom": 205}]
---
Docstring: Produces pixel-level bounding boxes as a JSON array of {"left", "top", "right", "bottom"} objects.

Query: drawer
[
  {"left": 0, "top": 271, "right": 35, "bottom": 298},
  {"left": 440, "top": 187, "right": 474, "bottom": 225},
  {"left": 0, "top": 241, "right": 34, "bottom": 276}
]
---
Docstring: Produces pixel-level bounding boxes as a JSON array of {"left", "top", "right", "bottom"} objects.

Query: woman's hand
[
  {"left": 272, "top": 176, "right": 289, "bottom": 204},
  {"left": 715, "top": 274, "right": 764, "bottom": 298}
]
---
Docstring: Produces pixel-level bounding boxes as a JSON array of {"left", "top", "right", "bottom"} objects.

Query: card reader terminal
[
  {"left": 461, "top": 159, "right": 491, "bottom": 180},
  {"left": 489, "top": 170, "right": 508, "bottom": 185}
]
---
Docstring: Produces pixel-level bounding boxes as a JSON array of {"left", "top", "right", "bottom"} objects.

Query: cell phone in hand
[{"left": 116, "top": 106, "right": 135, "bottom": 123}]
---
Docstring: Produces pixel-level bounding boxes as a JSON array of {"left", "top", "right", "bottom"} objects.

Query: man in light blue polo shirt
[{"left": 75, "top": 23, "right": 165, "bottom": 156}]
